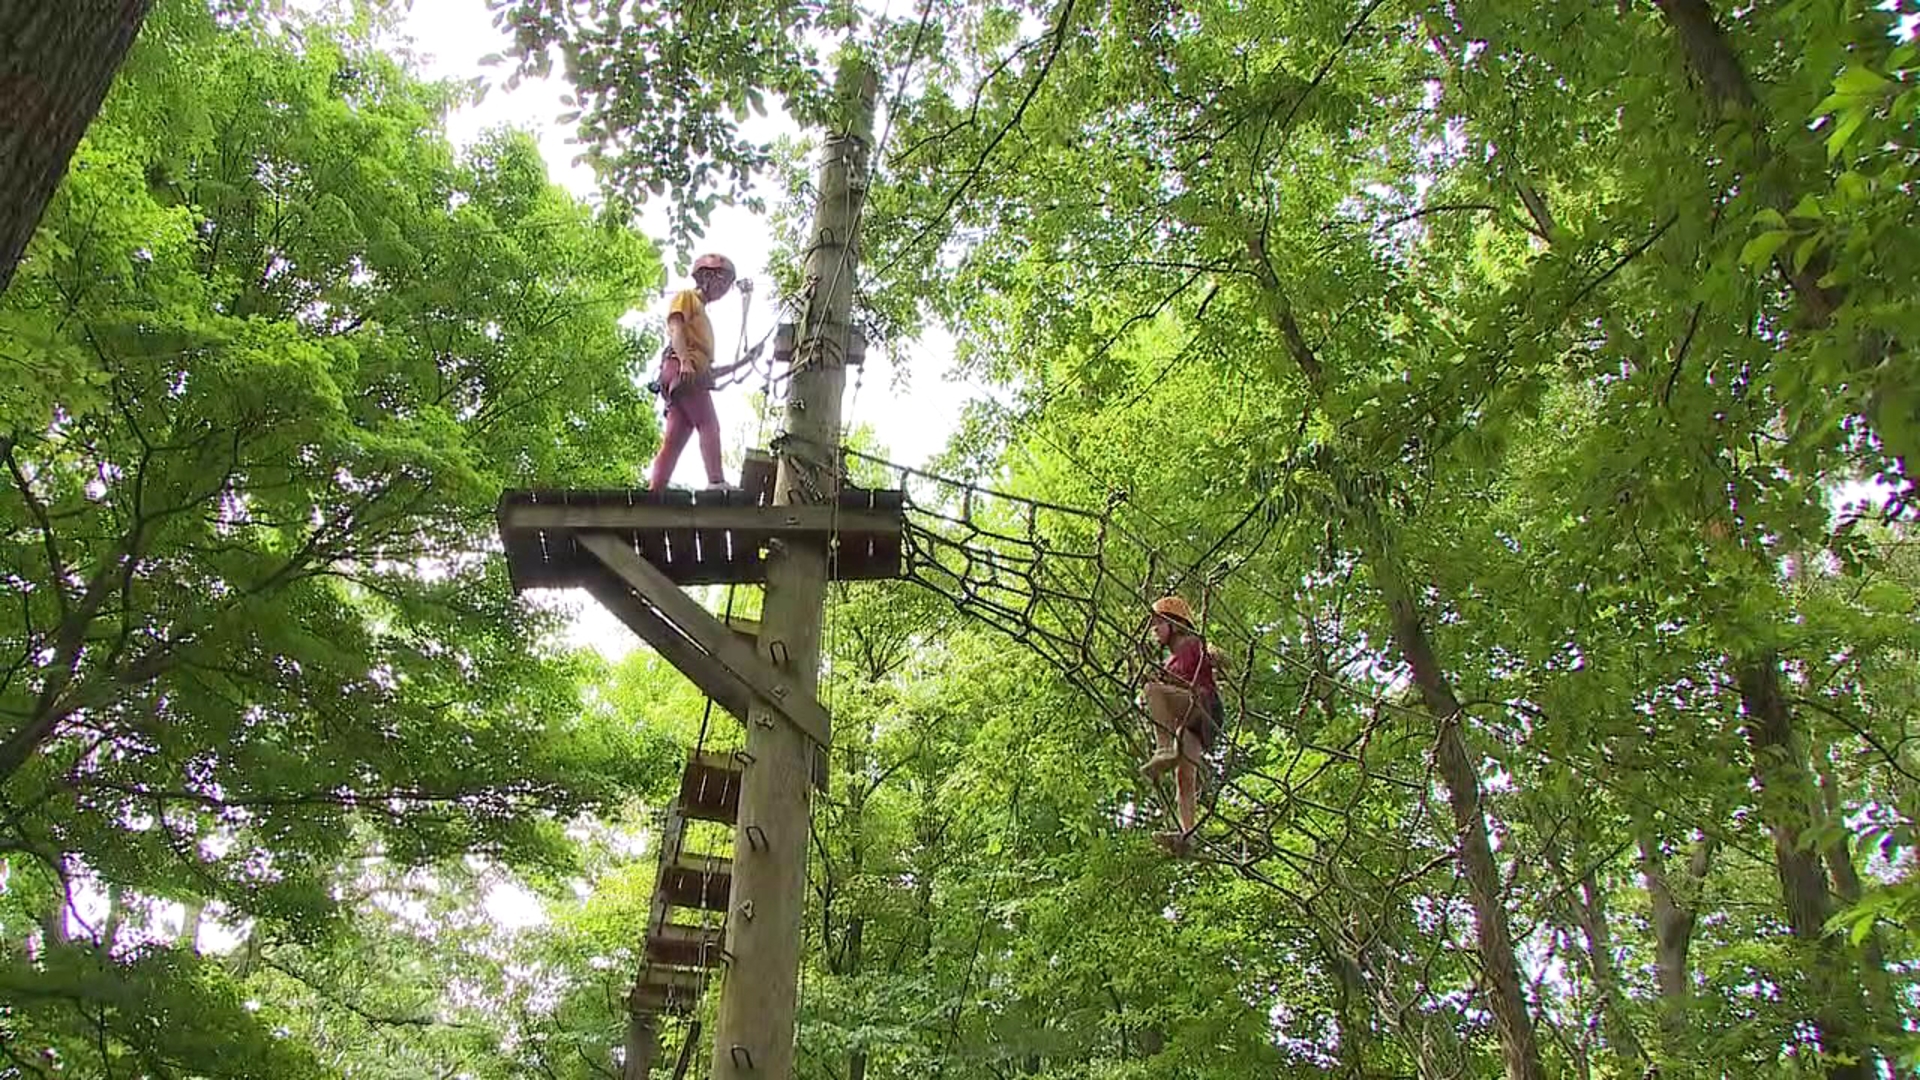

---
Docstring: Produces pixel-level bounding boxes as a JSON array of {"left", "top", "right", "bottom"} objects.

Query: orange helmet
[
  {"left": 1151, "top": 595, "right": 1194, "bottom": 626},
  {"left": 692, "top": 253, "right": 736, "bottom": 282}
]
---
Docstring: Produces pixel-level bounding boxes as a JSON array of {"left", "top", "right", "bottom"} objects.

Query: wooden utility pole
[{"left": 708, "top": 62, "right": 877, "bottom": 1080}]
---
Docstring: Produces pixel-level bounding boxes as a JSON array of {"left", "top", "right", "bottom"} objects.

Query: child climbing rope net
[{"left": 1137, "top": 594, "right": 1222, "bottom": 856}]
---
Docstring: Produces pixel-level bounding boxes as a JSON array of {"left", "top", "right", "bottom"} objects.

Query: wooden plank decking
[{"left": 498, "top": 486, "right": 906, "bottom": 590}]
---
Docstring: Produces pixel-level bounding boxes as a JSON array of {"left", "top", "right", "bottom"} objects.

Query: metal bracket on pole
[
  {"left": 730, "top": 1046, "right": 754, "bottom": 1070},
  {"left": 745, "top": 825, "right": 769, "bottom": 852}
]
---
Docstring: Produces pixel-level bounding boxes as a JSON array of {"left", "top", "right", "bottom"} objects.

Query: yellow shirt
[{"left": 668, "top": 288, "right": 715, "bottom": 374}]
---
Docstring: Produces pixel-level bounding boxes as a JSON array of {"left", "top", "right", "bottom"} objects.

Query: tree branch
[{"left": 879, "top": 0, "right": 1079, "bottom": 278}]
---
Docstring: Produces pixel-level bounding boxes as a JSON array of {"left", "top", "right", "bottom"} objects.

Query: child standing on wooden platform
[
  {"left": 648, "top": 252, "right": 746, "bottom": 492},
  {"left": 1139, "top": 594, "right": 1221, "bottom": 855}
]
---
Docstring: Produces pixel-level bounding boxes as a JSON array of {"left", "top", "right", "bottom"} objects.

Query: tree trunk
[
  {"left": 846, "top": 916, "right": 867, "bottom": 1080},
  {"left": 1375, "top": 557, "right": 1545, "bottom": 1080},
  {"left": 1650, "top": 0, "right": 1840, "bottom": 323},
  {"left": 0, "top": 0, "right": 156, "bottom": 296},
  {"left": 1819, "top": 765, "right": 1895, "bottom": 1040},
  {"left": 1571, "top": 869, "right": 1646, "bottom": 1071},
  {"left": 42, "top": 895, "right": 69, "bottom": 947},
  {"left": 230, "top": 922, "right": 264, "bottom": 978},
  {"left": 1651, "top": 0, "right": 1759, "bottom": 113},
  {"left": 102, "top": 882, "right": 125, "bottom": 950},
  {"left": 1246, "top": 216, "right": 1544, "bottom": 1080},
  {"left": 1737, "top": 654, "right": 1867, "bottom": 1080},
  {"left": 177, "top": 896, "right": 205, "bottom": 953},
  {"left": 1637, "top": 829, "right": 1713, "bottom": 1052}
]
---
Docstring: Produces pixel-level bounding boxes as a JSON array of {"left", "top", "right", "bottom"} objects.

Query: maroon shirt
[{"left": 1165, "top": 634, "right": 1217, "bottom": 704}]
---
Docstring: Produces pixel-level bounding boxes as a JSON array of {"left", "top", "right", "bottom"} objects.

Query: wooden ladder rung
[
  {"left": 646, "top": 922, "right": 727, "bottom": 968},
  {"left": 630, "top": 964, "right": 707, "bottom": 1015},
  {"left": 679, "top": 751, "right": 745, "bottom": 824},
  {"left": 658, "top": 849, "right": 732, "bottom": 911}
]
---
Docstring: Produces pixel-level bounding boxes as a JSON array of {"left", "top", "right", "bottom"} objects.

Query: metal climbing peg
[
  {"left": 745, "top": 824, "right": 769, "bottom": 851},
  {"left": 731, "top": 1046, "right": 755, "bottom": 1070},
  {"left": 738, "top": 900, "right": 754, "bottom": 921}
]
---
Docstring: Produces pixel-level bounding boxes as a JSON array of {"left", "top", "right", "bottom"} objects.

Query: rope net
[{"left": 841, "top": 445, "right": 1469, "bottom": 1021}]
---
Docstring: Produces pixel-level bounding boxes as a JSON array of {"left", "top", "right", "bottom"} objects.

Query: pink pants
[{"left": 648, "top": 386, "right": 725, "bottom": 491}]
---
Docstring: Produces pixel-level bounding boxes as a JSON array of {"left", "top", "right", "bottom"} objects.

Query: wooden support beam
[
  {"left": 772, "top": 322, "right": 866, "bottom": 368},
  {"left": 659, "top": 849, "right": 732, "bottom": 911},
  {"left": 680, "top": 752, "right": 745, "bottom": 824},
  {"left": 578, "top": 532, "right": 831, "bottom": 748},
  {"left": 500, "top": 502, "right": 898, "bottom": 537},
  {"left": 579, "top": 568, "right": 756, "bottom": 724},
  {"left": 623, "top": 1012, "right": 661, "bottom": 1080},
  {"left": 724, "top": 614, "right": 761, "bottom": 648},
  {"left": 631, "top": 965, "right": 706, "bottom": 1014}
]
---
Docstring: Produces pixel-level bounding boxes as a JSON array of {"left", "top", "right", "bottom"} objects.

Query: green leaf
[
  {"left": 1826, "top": 109, "right": 1867, "bottom": 161},
  {"left": 1793, "top": 233, "right": 1823, "bottom": 273},
  {"left": 1851, "top": 914, "right": 1876, "bottom": 946},
  {"left": 1833, "top": 64, "right": 1892, "bottom": 96},
  {"left": 1740, "top": 229, "right": 1791, "bottom": 267}
]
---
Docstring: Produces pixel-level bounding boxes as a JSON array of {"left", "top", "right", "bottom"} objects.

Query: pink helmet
[{"left": 692, "top": 253, "right": 736, "bottom": 281}]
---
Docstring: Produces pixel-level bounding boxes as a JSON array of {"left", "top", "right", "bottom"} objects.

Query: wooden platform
[{"left": 498, "top": 485, "right": 906, "bottom": 591}]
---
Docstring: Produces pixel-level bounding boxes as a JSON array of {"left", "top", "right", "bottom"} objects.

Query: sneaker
[
  {"left": 703, "top": 482, "right": 744, "bottom": 494},
  {"left": 1139, "top": 749, "right": 1178, "bottom": 778}
]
